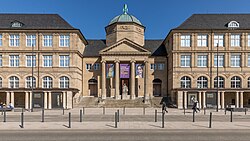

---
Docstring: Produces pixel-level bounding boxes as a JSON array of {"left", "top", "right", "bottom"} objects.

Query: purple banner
[{"left": 120, "top": 64, "right": 130, "bottom": 78}]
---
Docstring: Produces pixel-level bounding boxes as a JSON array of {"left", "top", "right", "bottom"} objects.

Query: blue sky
[{"left": 1, "top": 0, "right": 250, "bottom": 39}]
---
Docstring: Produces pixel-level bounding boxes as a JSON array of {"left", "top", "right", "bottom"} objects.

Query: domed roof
[{"left": 109, "top": 4, "right": 142, "bottom": 26}]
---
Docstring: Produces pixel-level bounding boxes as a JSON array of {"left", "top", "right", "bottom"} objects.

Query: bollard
[
  {"left": 155, "top": 109, "right": 157, "bottom": 122},
  {"left": 103, "top": 107, "right": 105, "bottom": 115},
  {"left": 115, "top": 112, "right": 117, "bottom": 128},
  {"left": 63, "top": 107, "right": 65, "bottom": 115},
  {"left": 117, "top": 110, "right": 119, "bottom": 122},
  {"left": 209, "top": 112, "right": 212, "bottom": 128},
  {"left": 162, "top": 111, "right": 165, "bottom": 128},
  {"left": 82, "top": 107, "right": 85, "bottom": 115},
  {"left": 20, "top": 112, "right": 24, "bottom": 128},
  {"left": 184, "top": 107, "right": 186, "bottom": 115},
  {"left": 41, "top": 108, "right": 44, "bottom": 122},
  {"left": 245, "top": 108, "right": 247, "bottom": 115},
  {"left": 3, "top": 110, "right": 6, "bottom": 122},
  {"left": 22, "top": 108, "right": 24, "bottom": 113},
  {"left": 80, "top": 109, "right": 82, "bottom": 122},
  {"left": 143, "top": 107, "right": 145, "bottom": 115},
  {"left": 230, "top": 109, "right": 233, "bottom": 122},
  {"left": 123, "top": 106, "right": 125, "bottom": 115},
  {"left": 193, "top": 110, "right": 195, "bottom": 122},
  {"left": 69, "top": 112, "right": 71, "bottom": 128},
  {"left": 204, "top": 108, "right": 206, "bottom": 115}
]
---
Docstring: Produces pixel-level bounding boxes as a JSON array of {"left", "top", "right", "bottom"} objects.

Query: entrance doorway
[
  {"left": 153, "top": 79, "right": 162, "bottom": 96},
  {"left": 52, "top": 93, "right": 63, "bottom": 108},
  {"left": 120, "top": 78, "right": 129, "bottom": 95},
  {"left": 88, "top": 78, "right": 98, "bottom": 97}
]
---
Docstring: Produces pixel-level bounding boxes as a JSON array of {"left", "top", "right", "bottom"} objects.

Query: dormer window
[
  {"left": 11, "top": 21, "right": 23, "bottom": 28},
  {"left": 228, "top": 21, "right": 239, "bottom": 28}
]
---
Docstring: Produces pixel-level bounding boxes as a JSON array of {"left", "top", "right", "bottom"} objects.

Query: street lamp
[
  {"left": 216, "top": 43, "right": 219, "bottom": 112},
  {"left": 31, "top": 44, "right": 34, "bottom": 112}
]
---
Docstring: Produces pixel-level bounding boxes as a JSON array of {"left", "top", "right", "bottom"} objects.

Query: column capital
[
  {"left": 144, "top": 59, "right": 149, "bottom": 64},
  {"left": 101, "top": 60, "right": 106, "bottom": 63},
  {"left": 114, "top": 60, "right": 120, "bottom": 63},
  {"left": 130, "top": 60, "right": 136, "bottom": 63}
]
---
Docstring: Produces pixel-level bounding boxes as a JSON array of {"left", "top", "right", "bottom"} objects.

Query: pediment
[{"left": 99, "top": 38, "right": 150, "bottom": 55}]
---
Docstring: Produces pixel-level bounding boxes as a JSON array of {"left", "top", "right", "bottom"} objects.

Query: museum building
[{"left": 1, "top": 5, "right": 250, "bottom": 110}]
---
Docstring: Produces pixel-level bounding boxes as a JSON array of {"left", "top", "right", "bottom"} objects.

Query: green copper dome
[{"left": 109, "top": 4, "right": 142, "bottom": 26}]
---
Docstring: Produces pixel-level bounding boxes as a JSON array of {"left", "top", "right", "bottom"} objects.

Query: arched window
[
  {"left": 0, "top": 77, "right": 2, "bottom": 88},
  {"left": 26, "top": 76, "right": 36, "bottom": 88},
  {"left": 248, "top": 77, "right": 250, "bottom": 88},
  {"left": 180, "top": 76, "right": 191, "bottom": 88},
  {"left": 60, "top": 76, "right": 69, "bottom": 88},
  {"left": 214, "top": 76, "right": 224, "bottom": 88},
  {"left": 43, "top": 76, "right": 52, "bottom": 88},
  {"left": 197, "top": 76, "right": 208, "bottom": 88},
  {"left": 9, "top": 76, "right": 19, "bottom": 88},
  {"left": 231, "top": 76, "right": 241, "bottom": 88}
]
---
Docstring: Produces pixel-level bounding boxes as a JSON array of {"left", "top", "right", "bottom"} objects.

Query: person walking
[{"left": 162, "top": 101, "right": 168, "bottom": 113}]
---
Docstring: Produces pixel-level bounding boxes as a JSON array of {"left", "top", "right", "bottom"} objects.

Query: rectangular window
[
  {"left": 231, "top": 54, "right": 241, "bottom": 67},
  {"left": 43, "top": 35, "right": 53, "bottom": 47},
  {"left": 9, "top": 34, "right": 20, "bottom": 47},
  {"left": 197, "top": 35, "right": 207, "bottom": 47},
  {"left": 197, "top": 55, "right": 207, "bottom": 67},
  {"left": 181, "top": 35, "right": 191, "bottom": 47},
  {"left": 0, "top": 55, "right": 2, "bottom": 67},
  {"left": 214, "top": 34, "right": 224, "bottom": 47},
  {"left": 0, "top": 34, "right": 2, "bottom": 46},
  {"left": 59, "top": 55, "right": 69, "bottom": 67},
  {"left": 94, "top": 63, "right": 100, "bottom": 70},
  {"left": 26, "top": 55, "right": 36, "bottom": 67},
  {"left": 214, "top": 54, "right": 224, "bottom": 67},
  {"left": 150, "top": 64, "right": 156, "bottom": 70},
  {"left": 248, "top": 35, "right": 250, "bottom": 47},
  {"left": 26, "top": 35, "right": 36, "bottom": 47},
  {"left": 43, "top": 55, "right": 53, "bottom": 67},
  {"left": 9, "top": 55, "right": 19, "bottom": 67},
  {"left": 86, "top": 64, "right": 92, "bottom": 70},
  {"left": 181, "top": 55, "right": 191, "bottom": 67},
  {"left": 59, "top": 35, "right": 70, "bottom": 47},
  {"left": 158, "top": 63, "right": 165, "bottom": 70},
  {"left": 231, "top": 34, "right": 240, "bottom": 47},
  {"left": 248, "top": 55, "right": 250, "bottom": 67}
]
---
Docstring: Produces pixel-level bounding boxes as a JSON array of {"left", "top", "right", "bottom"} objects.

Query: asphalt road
[{"left": 1, "top": 129, "right": 250, "bottom": 141}]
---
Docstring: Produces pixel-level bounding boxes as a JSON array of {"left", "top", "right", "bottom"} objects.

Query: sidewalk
[{"left": 0, "top": 107, "right": 249, "bottom": 130}]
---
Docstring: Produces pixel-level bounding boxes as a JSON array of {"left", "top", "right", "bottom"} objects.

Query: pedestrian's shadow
[
  {"left": 63, "top": 124, "right": 70, "bottom": 128},
  {"left": 106, "top": 124, "right": 116, "bottom": 128}
]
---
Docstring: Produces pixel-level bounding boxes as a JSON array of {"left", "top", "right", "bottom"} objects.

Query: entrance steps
[{"left": 75, "top": 97, "right": 164, "bottom": 108}]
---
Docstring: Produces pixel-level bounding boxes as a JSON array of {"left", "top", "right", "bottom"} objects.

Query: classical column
[
  {"left": 240, "top": 91, "right": 244, "bottom": 108},
  {"left": 101, "top": 60, "right": 106, "bottom": 99},
  {"left": 6, "top": 91, "right": 10, "bottom": 104},
  {"left": 235, "top": 91, "right": 239, "bottom": 108},
  {"left": 184, "top": 91, "right": 187, "bottom": 109},
  {"left": 25, "top": 91, "right": 29, "bottom": 110},
  {"left": 203, "top": 91, "right": 206, "bottom": 108},
  {"left": 63, "top": 91, "right": 66, "bottom": 109},
  {"left": 44, "top": 91, "right": 48, "bottom": 109},
  {"left": 144, "top": 59, "right": 149, "bottom": 102},
  {"left": 115, "top": 60, "right": 120, "bottom": 99},
  {"left": 198, "top": 91, "right": 202, "bottom": 109},
  {"left": 10, "top": 91, "right": 14, "bottom": 106},
  {"left": 221, "top": 91, "right": 225, "bottom": 109},
  {"left": 217, "top": 91, "right": 221, "bottom": 109},
  {"left": 48, "top": 91, "right": 52, "bottom": 109},
  {"left": 130, "top": 60, "right": 135, "bottom": 99},
  {"left": 29, "top": 91, "right": 33, "bottom": 110}
]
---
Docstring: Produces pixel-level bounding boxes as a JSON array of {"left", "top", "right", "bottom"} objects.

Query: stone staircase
[
  {"left": 75, "top": 97, "right": 164, "bottom": 108},
  {"left": 74, "top": 97, "right": 99, "bottom": 108}
]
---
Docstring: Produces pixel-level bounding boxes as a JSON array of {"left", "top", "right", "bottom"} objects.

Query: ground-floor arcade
[
  {"left": 0, "top": 89, "right": 77, "bottom": 110},
  {"left": 175, "top": 90, "right": 250, "bottom": 109}
]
